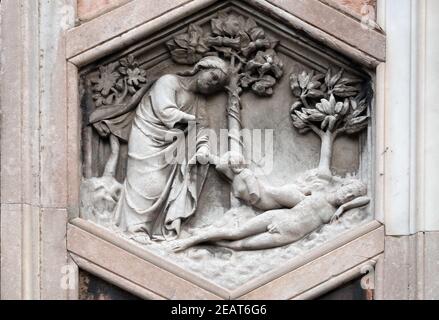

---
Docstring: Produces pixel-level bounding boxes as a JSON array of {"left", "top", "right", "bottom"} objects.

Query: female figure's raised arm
[{"left": 150, "top": 75, "right": 194, "bottom": 129}]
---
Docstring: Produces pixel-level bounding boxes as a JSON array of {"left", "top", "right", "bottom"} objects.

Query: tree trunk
[
  {"left": 318, "top": 131, "right": 334, "bottom": 176},
  {"left": 103, "top": 134, "right": 120, "bottom": 177},
  {"left": 227, "top": 72, "right": 242, "bottom": 156},
  {"left": 226, "top": 71, "right": 243, "bottom": 208}
]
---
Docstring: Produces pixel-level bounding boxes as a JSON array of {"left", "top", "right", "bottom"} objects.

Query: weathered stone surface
[
  {"left": 40, "top": 209, "right": 71, "bottom": 300},
  {"left": 67, "top": 0, "right": 193, "bottom": 59},
  {"left": 67, "top": 224, "right": 222, "bottom": 299},
  {"left": 333, "top": 0, "right": 376, "bottom": 16},
  {"left": 239, "top": 226, "right": 384, "bottom": 299},
  {"left": 0, "top": 204, "right": 24, "bottom": 299},
  {"left": 0, "top": 0, "right": 76, "bottom": 300},
  {"left": 75, "top": 0, "right": 377, "bottom": 22},
  {"left": 424, "top": 232, "right": 439, "bottom": 300},
  {"left": 77, "top": 0, "right": 132, "bottom": 22},
  {"left": 265, "top": 0, "right": 383, "bottom": 60}
]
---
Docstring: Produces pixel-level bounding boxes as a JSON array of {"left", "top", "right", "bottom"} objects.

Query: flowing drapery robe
[{"left": 112, "top": 74, "right": 210, "bottom": 240}]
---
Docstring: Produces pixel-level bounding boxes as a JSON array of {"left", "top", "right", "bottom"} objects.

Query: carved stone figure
[
  {"left": 171, "top": 179, "right": 370, "bottom": 251},
  {"left": 79, "top": 8, "right": 375, "bottom": 289},
  {"left": 107, "top": 57, "right": 230, "bottom": 242},
  {"left": 212, "top": 152, "right": 308, "bottom": 210},
  {"left": 167, "top": 12, "right": 283, "bottom": 158}
]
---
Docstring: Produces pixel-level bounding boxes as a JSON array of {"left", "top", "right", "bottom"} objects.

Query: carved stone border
[
  {"left": 65, "top": 0, "right": 385, "bottom": 67},
  {"left": 63, "top": 0, "right": 386, "bottom": 300},
  {"left": 66, "top": 218, "right": 383, "bottom": 300}
]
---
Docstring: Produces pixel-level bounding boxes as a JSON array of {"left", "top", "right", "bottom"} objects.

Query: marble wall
[{"left": 77, "top": 0, "right": 377, "bottom": 22}]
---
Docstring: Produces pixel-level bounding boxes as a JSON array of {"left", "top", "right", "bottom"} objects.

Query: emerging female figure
[
  {"left": 172, "top": 180, "right": 370, "bottom": 251},
  {"left": 90, "top": 57, "right": 230, "bottom": 241}
]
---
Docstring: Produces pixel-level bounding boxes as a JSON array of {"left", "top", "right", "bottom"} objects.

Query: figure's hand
[
  {"left": 189, "top": 146, "right": 210, "bottom": 165},
  {"left": 197, "top": 146, "right": 210, "bottom": 165},
  {"left": 228, "top": 151, "right": 246, "bottom": 172},
  {"left": 180, "top": 113, "right": 196, "bottom": 123},
  {"left": 267, "top": 223, "right": 280, "bottom": 234},
  {"left": 93, "top": 122, "right": 110, "bottom": 137},
  {"left": 330, "top": 207, "right": 344, "bottom": 224}
]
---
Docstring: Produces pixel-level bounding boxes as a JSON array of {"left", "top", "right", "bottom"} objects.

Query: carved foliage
[
  {"left": 89, "top": 54, "right": 147, "bottom": 107},
  {"left": 166, "top": 11, "right": 283, "bottom": 96},
  {"left": 290, "top": 68, "right": 370, "bottom": 136}
]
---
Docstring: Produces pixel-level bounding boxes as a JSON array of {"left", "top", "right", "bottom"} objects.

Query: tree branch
[
  {"left": 309, "top": 123, "right": 323, "bottom": 138},
  {"left": 300, "top": 96, "right": 311, "bottom": 109}
]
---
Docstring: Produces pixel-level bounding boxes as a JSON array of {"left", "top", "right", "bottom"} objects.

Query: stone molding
[
  {"left": 65, "top": 0, "right": 385, "bottom": 67},
  {"left": 67, "top": 218, "right": 383, "bottom": 299},
  {"left": 0, "top": 0, "right": 77, "bottom": 300},
  {"left": 376, "top": 0, "right": 439, "bottom": 235}
]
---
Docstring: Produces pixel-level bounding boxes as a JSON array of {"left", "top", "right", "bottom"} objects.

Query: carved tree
[
  {"left": 87, "top": 54, "right": 149, "bottom": 175},
  {"left": 290, "top": 68, "right": 371, "bottom": 176},
  {"left": 90, "top": 54, "right": 148, "bottom": 109},
  {"left": 167, "top": 11, "right": 283, "bottom": 156}
]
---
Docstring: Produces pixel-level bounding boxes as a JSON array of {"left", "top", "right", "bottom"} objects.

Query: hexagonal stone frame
[{"left": 65, "top": 0, "right": 386, "bottom": 300}]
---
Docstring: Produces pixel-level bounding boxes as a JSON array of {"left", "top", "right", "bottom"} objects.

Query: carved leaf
[
  {"left": 321, "top": 116, "right": 330, "bottom": 130},
  {"left": 167, "top": 23, "right": 211, "bottom": 65},
  {"left": 92, "top": 64, "right": 120, "bottom": 97},
  {"left": 222, "top": 14, "right": 245, "bottom": 37},
  {"left": 290, "top": 101, "right": 303, "bottom": 113},
  {"left": 327, "top": 115, "right": 338, "bottom": 131},
  {"left": 298, "top": 71, "right": 311, "bottom": 89},
  {"left": 290, "top": 74, "right": 302, "bottom": 97},
  {"left": 312, "top": 73, "right": 325, "bottom": 82},
  {"left": 174, "top": 34, "right": 190, "bottom": 49},
  {"left": 291, "top": 114, "right": 307, "bottom": 129},
  {"left": 246, "top": 49, "right": 283, "bottom": 80},
  {"left": 351, "top": 98, "right": 367, "bottom": 117},
  {"left": 238, "top": 31, "right": 252, "bottom": 49},
  {"left": 346, "top": 123, "right": 368, "bottom": 134},
  {"left": 304, "top": 109, "right": 326, "bottom": 122},
  {"left": 306, "top": 89, "right": 325, "bottom": 99},
  {"left": 339, "top": 98, "right": 350, "bottom": 116},
  {"left": 249, "top": 27, "right": 265, "bottom": 41},
  {"left": 325, "top": 69, "right": 332, "bottom": 88},
  {"left": 332, "top": 84, "right": 359, "bottom": 97},
  {"left": 335, "top": 101, "right": 344, "bottom": 114},
  {"left": 350, "top": 116, "right": 369, "bottom": 126},
  {"left": 240, "top": 74, "right": 258, "bottom": 88},
  {"left": 307, "top": 80, "right": 321, "bottom": 90},
  {"left": 211, "top": 19, "right": 223, "bottom": 36},
  {"left": 252, "top": 75, "right": 276, "bottom": 96},
  {"left": 245, "top": 17, "right": 258, "bottom": 32},
  {"left": 338, "top": 76, "right": 363, "bottom": 85},
  {"left": 295, "top": 110, "right": 309, "bottom": 122},
  {"left": 328, "top": 94, "right": 337, "bottom": 114},
  {"left": 188, "top": 23, "right": 204, "bottom": 36},
  {"left": 316, "top": 96, "right": 336, "bottom": 115},
  {"left": 329, "top": 69, "right": 344, "bottom": 87}
]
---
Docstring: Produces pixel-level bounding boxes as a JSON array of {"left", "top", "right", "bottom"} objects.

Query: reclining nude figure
[
  {"left": 172, "top": 179, "right": 370, "bottom": 252},
  {"left": 211, "top": 151, "right": 310, "bottom": 211}
]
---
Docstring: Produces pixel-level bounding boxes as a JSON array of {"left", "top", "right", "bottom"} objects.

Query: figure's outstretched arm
[{"left": 331, "top": 196, "right": 370, "bottom": 223}]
